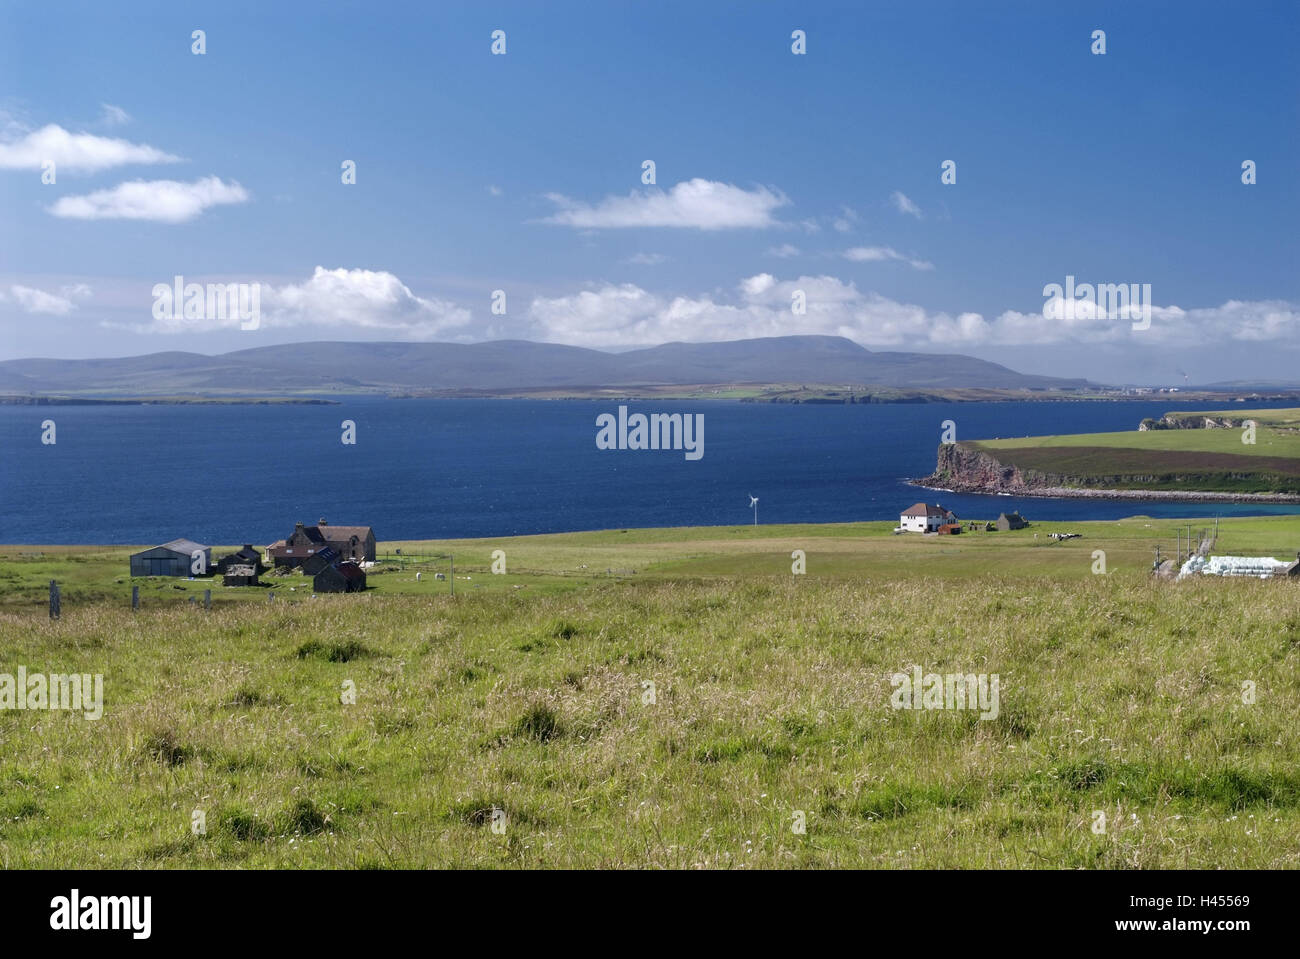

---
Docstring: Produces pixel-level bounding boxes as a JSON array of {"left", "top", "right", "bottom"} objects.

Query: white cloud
[
  {"left": 0, "top": 123, "right": 178, "bottom": 173},
  {"left": 990, "top": 298, "right": 1300, "bottom": 347},
  {"left": 625, "top": 252, "right": 668, "bottom": 265},
  {"left": 527, "top": 283, "right": 666, "bottom": 343},
  {"left": 527, "top": 273, "right": 1300, "bottom": 350},
  {"left": 10, "top": 283, "right": 87, "bottom": 315},
  {"left": 766, "top": 244, "right": 801, "bottom": 258},
  {"left": 268, "top": 267, "right": 472, "bottom": 338},
  {"left": 99, "top": 104, "right": 131, "bottom": 126},
  {"left": 542, "top": 178, "right": 788, "bottom": 230},
  {"left": 116, "top": 266, "right": 474, "bottom": 337},
  {"left": 833, "top": 206, "right": 859, "bottom": 233},
  {"left": 48, "top": 176, "right": 249, "bottom": 222},
  {"left": 844, "top": 246, "right": 934, "bottom": 270},
  {"left": 890, "top": 190, "right": 922, "bottom": 218},
  {"left": 487, "top": 184, "right": 503, "bottom": 196},
  {"left": 528, "top": 274, "right": 934, "bottom": 347}
]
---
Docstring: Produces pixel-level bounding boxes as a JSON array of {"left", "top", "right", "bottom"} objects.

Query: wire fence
[{"left": 378, "top": 551, "right": 452, "bottom": 568}]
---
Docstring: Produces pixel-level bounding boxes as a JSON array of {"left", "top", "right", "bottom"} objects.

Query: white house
[{"left": 899, "top": 503, "right": 957, "bottom": 533}]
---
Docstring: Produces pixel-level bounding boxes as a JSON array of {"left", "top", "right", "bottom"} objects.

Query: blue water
[{"left": 2, "top": 398, "right": 1298, "bottom": 544}]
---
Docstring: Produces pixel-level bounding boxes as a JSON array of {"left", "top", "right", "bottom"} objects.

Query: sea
[{"left": 2, "top": 397, "right": 1298, "bottom": 545}]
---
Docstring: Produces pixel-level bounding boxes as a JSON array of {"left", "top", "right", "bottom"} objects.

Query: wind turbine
[{"left": 748, "top": 494, "right": 759, "bottom": 526}]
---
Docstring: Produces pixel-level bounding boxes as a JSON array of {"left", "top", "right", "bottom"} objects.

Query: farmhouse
[
  {"left": 899, "top": 503, "right": 958, "bottom": 533},
  {"left": 129, "top": 539, "right": 211, "bottom": 577},
  {"left": 216, "top": 544, "right": 266, "bottom": 575},
  {"left": 996, "top": 512, "right": 1028, "bottom": 531},
  {"left": 314, "top": 560, "right": 367, "bottom": 593},
  {"left": 269, "top": 520, "right": 376, "bottom": 569}
]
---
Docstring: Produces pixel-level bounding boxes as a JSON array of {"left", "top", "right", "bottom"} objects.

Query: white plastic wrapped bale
[
  {"left": 1176, "top": 555, "right": 1209, "bottom": 580},
  {"left": 1203, "top": 555, "right": 1291, "bottom": 578}
]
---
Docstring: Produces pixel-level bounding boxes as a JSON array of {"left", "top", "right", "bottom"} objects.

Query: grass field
[
  {"left": 966, "top": 409, "right": 1300, "bottom": 493},
  {"left": 5, "top": 514, "right": 1299, "bottom": 609},
  {"left": 2, "top": 516, "right": 1299, "bottom": 868},
  {"left": 1166, "top": 408, "right": 1300, "bottom": 429}
]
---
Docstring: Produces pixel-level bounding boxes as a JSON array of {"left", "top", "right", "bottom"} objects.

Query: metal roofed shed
[{"left": 129, "top": 539, "right": 212, "bottom": 577}]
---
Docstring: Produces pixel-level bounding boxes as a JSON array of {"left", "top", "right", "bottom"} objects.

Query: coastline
[
  {"left": 909, "top": 479, "right": 1300, "bottom": 505},
  {"left": 0, "top": 395, "right": 339, "bottom": 406}
]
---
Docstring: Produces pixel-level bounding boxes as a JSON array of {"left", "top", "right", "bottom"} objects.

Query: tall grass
[{"left": 1, "top": 572, "right": 1297, "bottom": 868}]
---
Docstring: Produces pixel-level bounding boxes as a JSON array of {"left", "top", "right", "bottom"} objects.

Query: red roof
[
  {"left": 901, "top": 502, "right": 950, "bottom": 517},
  {"left": 335, "top": 561, "right": 366, "bottom": 581}
]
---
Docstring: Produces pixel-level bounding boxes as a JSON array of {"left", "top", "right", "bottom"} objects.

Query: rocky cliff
[
  {"left": 925, "top": 442, "right": 1073, "bottom": 493},
  {"left": 920, "top": 440, "right": 1300, "bottom": 501}
]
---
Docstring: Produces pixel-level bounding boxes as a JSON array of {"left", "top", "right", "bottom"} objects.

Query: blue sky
[{"left": 1, "top": 0, "right": 1297, "bottom": 384}]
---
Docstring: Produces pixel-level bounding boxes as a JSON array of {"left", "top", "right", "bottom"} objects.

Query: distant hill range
[{"left": 0, "top": 335, "right": 1093, "bottom": 395}]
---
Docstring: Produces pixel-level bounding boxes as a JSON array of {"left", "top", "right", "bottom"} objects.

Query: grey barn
[
  {"left": 129, "top": 539, "right": 212, "bottom": 577},
  {"left": 996, "top": 512, "right": 1028, "bottom": 531}
]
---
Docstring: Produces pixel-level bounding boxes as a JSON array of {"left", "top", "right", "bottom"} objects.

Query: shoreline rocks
[{"left": 918, "top": 442, "right": 1300, "bottom": 503}]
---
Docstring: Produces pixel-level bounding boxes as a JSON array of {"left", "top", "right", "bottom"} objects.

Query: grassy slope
[
  {"left": 2, "top": 516, "right": 1299, "bottom": 868},
  {"left": 1165, "top": 408, "right": 1300, "bottom": 428},
  {"left": 968, "top": 410, "right": 1300, "bottom": 492}
]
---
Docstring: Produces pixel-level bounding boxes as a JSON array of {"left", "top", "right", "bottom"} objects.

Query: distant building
[
  {"left": 129, "top": 539, "right": 211, "bottom": 577},
  {"left": 269, "top": 521, "right": 375, "bottom": 568},
  {"left": 899, "top": 503, "right": 957, "bottom": 533},
  {"left": 937, "top": 523, "right": 962, "bottom": 535},
  {"left": 216, "top": 545, "right": 266, "bottom": 575},
  {"left": 301, "top": 546, "right": 340, "bottom": 576},
  {"left": 223, "top": 564, "right": 259, "bottom": 587},
  {"left": 314, "top": 560, "right": 366, "bottom": 593},
  {"left": 996, "top": 512, "right": 1028, "bottom": 531}
]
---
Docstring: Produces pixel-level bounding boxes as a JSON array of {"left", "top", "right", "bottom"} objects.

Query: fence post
[
  {"left": 450, "top": 555, "right": 454, "bottom": 596},
  {"left": 204, "top": 589, "right": 211, "bottom": 610},
  {"left": 132, "top": 585, "right": 140, "bottom": 611},
  {"left": 49, "top": 580, "right": 60, "bottom": 620}
]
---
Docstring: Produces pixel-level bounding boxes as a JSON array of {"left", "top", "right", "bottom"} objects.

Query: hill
[
  {"left": 0, "top": 336, "right": 1092, "bottom": 396},
  {"left": 926, "top": 408, "right": 1300, "bottom": 498}
]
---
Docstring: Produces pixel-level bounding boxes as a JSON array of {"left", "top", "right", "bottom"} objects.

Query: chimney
[
  {"left": 295, "top": 521, "right": 304, "bottom": 531},
  {"left": 318, "top": 518, "right": 328, "bottom": 526}
]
